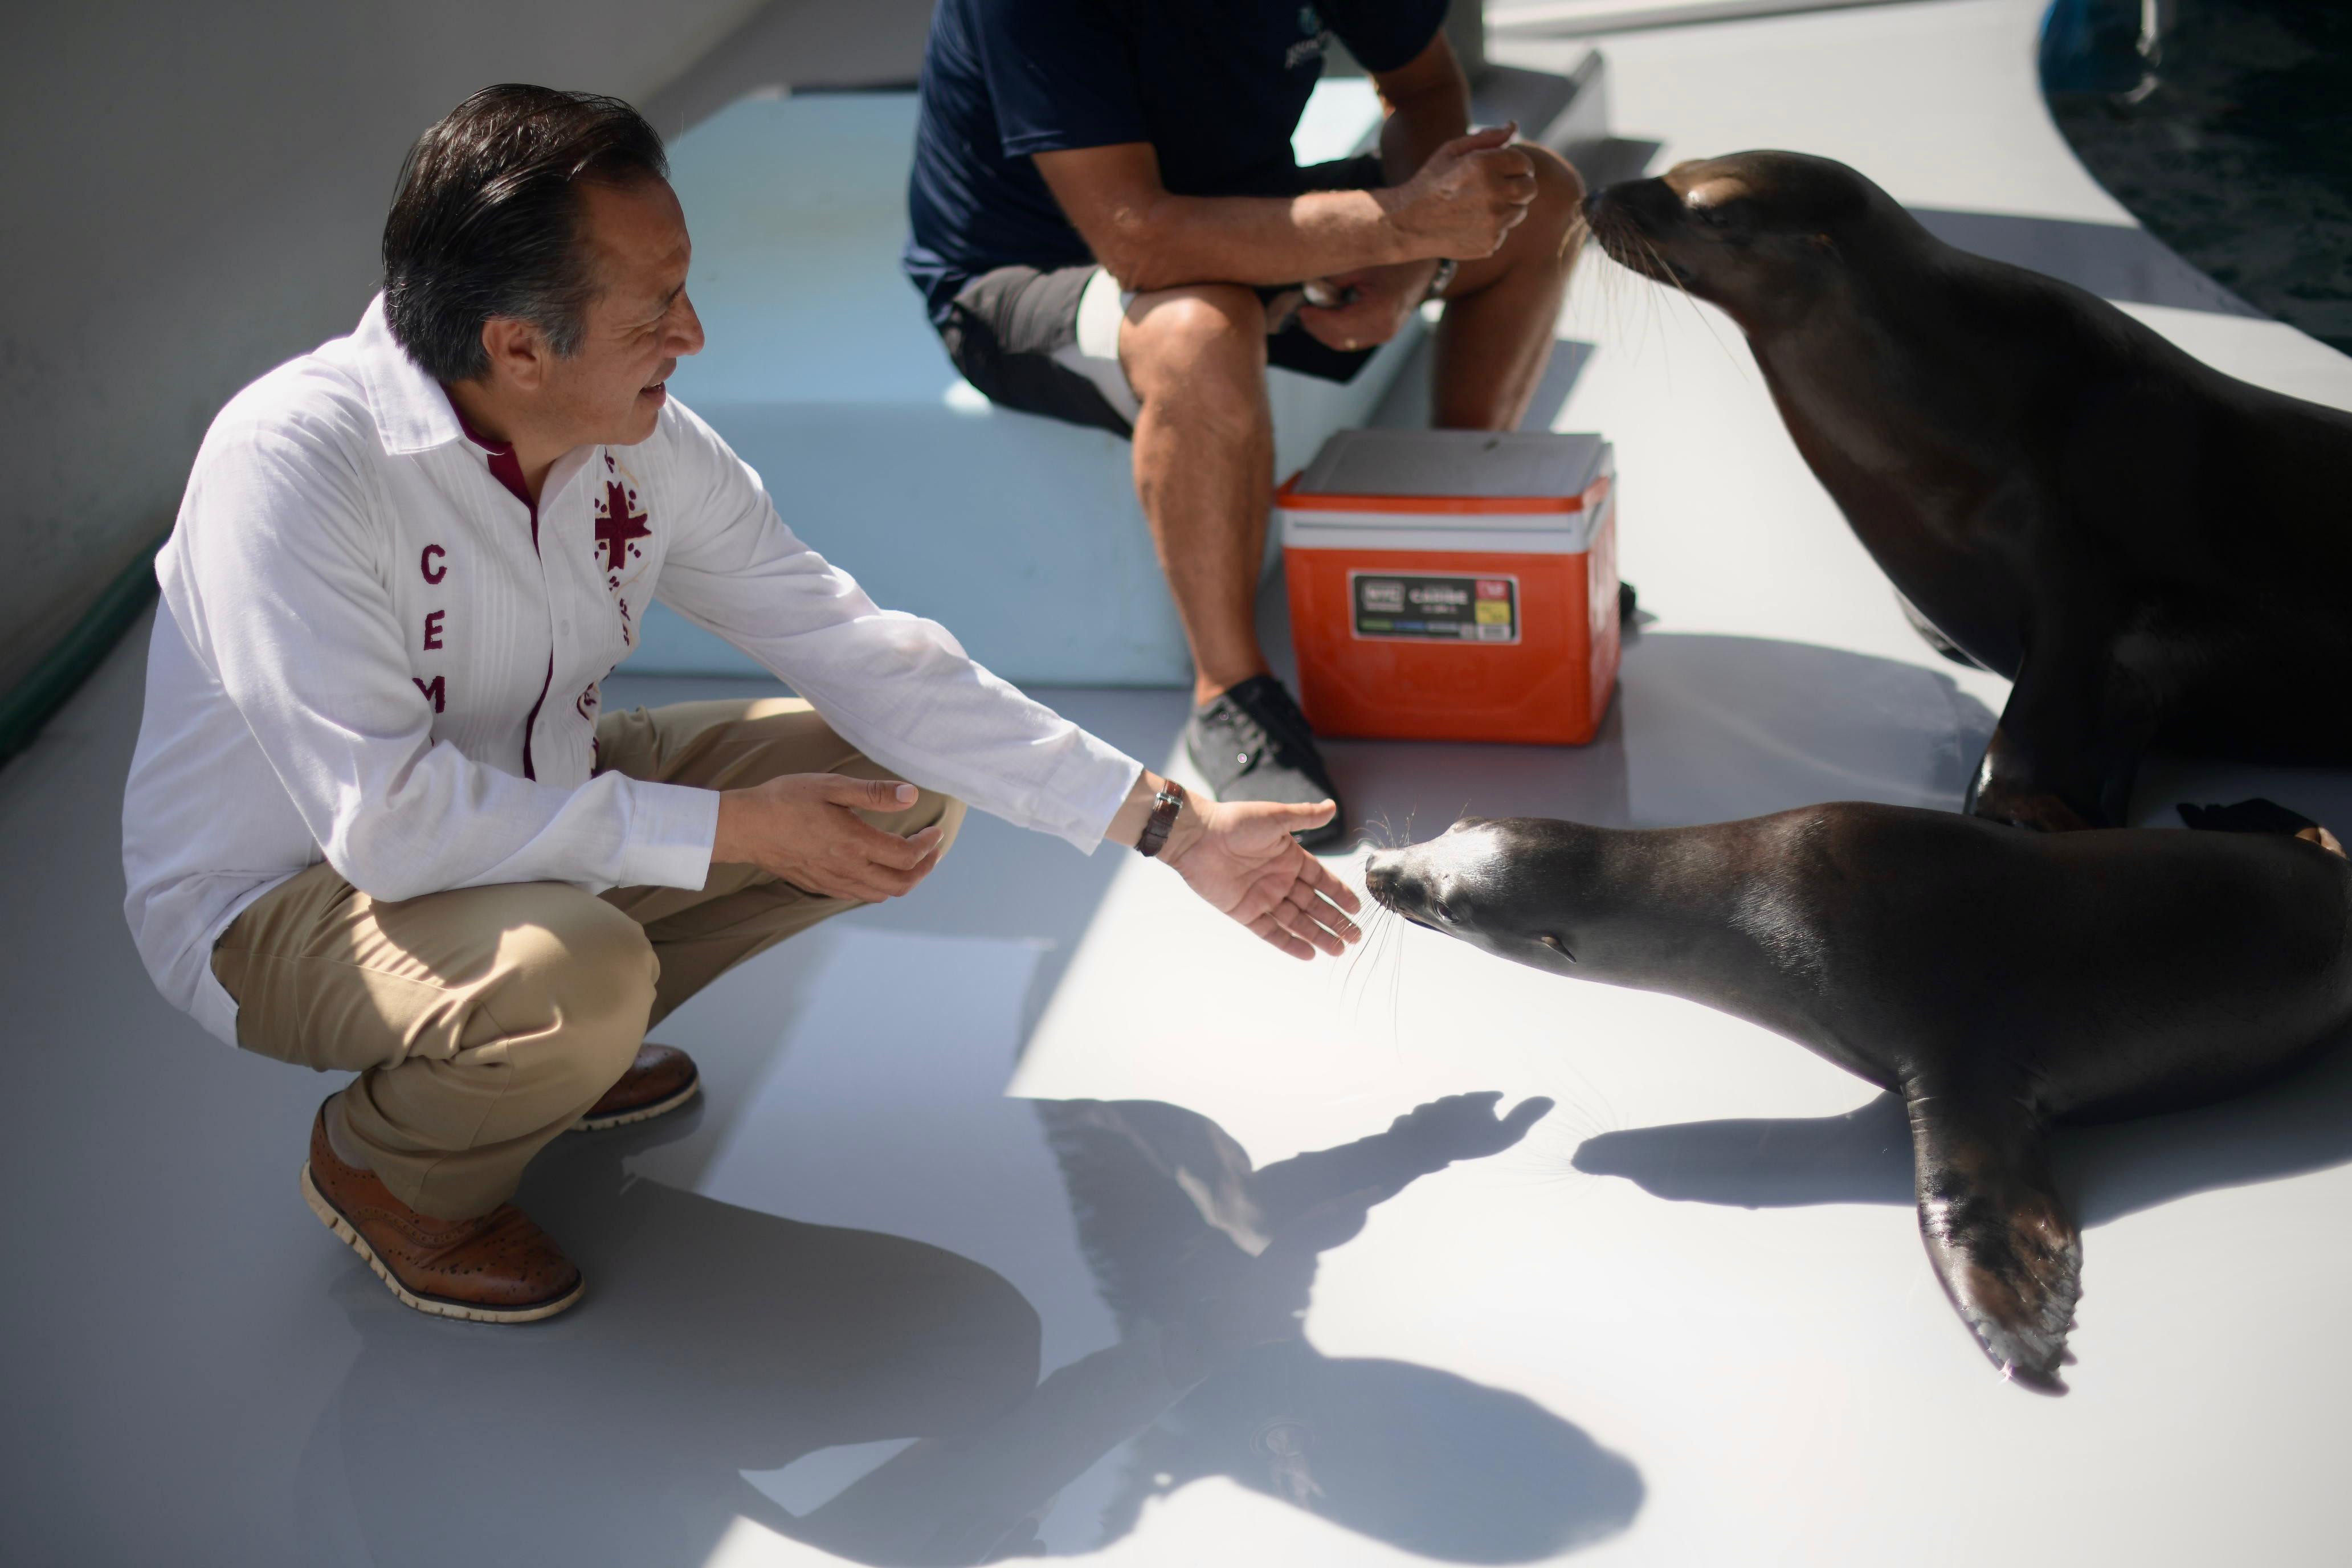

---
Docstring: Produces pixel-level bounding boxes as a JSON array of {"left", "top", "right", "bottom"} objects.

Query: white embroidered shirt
[{"left": 123, "top": 297, "right": 1143, "bottom": 1045}]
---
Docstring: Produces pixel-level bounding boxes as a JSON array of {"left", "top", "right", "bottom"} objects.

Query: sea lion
[
  {"left": 1363, "top": 802, "right": 2352, "bottom": 1391},
  {"left": 1582, "top": 152, "right": 2352, "bottom": 831}
]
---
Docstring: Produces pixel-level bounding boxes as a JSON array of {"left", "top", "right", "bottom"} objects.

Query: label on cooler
[{"left": 1350, "top": 571, "right": 1519, "bottom": 644}]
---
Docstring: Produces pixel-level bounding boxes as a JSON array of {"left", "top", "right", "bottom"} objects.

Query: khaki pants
[{"left": 211, "top": 699, "right": 964, "bottom": 1219}]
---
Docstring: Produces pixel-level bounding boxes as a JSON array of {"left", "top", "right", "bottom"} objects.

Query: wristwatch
[
  {"left": 1136, "top": 780, "right": 1187, "bottom": 859},
  {"left": 1424, "top": 258, "right": 1459, "bottom": 303}
]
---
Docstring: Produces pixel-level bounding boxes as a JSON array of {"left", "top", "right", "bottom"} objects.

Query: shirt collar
[{"left": 349, "top": 293, "right": 465, "bottom": 456}]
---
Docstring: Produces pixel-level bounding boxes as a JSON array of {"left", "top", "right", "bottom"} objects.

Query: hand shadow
[
  {"left": 295, "top": 1093, "right": 1643, "bottom": 1567},
  {"left": 1572, "top": 1029, "right": 2352, "bottom": 1231},
  {"left": 793, "top": 1092, "right": 1642, "bottom": 1565}
]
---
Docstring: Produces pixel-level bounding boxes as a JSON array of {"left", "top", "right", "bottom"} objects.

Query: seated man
[
  {"left": 905, "top": 0, "right": 1587, "bottom": 844},
  {"left": 121, "top": 85, "right": 1361, "bottom": 1325}
]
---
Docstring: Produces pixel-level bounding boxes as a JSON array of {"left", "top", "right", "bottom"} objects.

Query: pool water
[{"left": 2043, "top": 0, "right": 2352, "bottom": 355}]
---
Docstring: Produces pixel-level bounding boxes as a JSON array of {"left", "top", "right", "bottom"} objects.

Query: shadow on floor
[
  {"left": 1309, "top": 630, "right": 1998, "bottom": 844},
  {"left": 295, "top": 1093, "right": 1640, "bottom": 1566},
  {"left": 1574, "top": 1026, "right": 2352, "bottom": 1234}
]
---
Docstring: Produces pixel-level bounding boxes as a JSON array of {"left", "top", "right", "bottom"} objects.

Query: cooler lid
[{"left": 1289, "top": 430, "right": 1609, "bottom": 512}]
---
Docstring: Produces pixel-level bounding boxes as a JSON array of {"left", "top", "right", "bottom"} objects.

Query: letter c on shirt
[{"left": 421, "top": 544, "right": 447, "bottom": 585}]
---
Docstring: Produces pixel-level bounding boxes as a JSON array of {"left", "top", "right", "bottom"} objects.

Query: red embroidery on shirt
[
  {"left": 414, "top": 675, "right": 446, "bottom": 713},
  {"left": 420, "top": 544, "right": 447, "bottom": 584},
  {"left": 423, "top": 609, "right": 445, "bottom": 651},
  {"left": 595, "top": 479, "right": 651, "bottom": 580}
]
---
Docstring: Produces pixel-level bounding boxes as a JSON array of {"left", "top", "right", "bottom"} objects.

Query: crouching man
[{"left": 122, "top": 86, "right": 1360, "bottom": 1324}]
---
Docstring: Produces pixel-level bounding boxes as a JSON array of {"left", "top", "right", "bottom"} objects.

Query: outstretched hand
[
  {"left": 1387, "top": 1091, "right": 1555, "bottom": 1162},
  {"left": 1162, "top": 796, "right": 1363, "bottom": 959}
]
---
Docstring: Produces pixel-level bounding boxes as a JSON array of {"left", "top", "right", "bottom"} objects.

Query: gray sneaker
[{"left": 1183, "top": 675, "right": 1346, "bottom": 849}]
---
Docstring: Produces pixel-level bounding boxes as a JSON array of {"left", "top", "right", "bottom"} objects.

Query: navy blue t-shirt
[{"left": 904, "top": 0, "right": 1448, "bottom": 326}]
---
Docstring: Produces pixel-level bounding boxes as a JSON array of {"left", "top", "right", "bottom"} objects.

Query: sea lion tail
[
  {"left": 1906, "top": 1083, "right": 2081, "bottom": 1394},
  {"left": 2177, "top": 798, "right": 2345, "bottom": 857}
]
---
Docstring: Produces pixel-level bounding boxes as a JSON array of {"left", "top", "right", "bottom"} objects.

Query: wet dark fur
[
  {"left": 1366, "top": 804, "right": 2352, "bottom": 1391},
  {"left": 1584, "top": 151, "right": 2352, "bottom": 832}
]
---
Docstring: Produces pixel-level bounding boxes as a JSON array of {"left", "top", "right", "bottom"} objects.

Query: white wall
[{"left": 0, "top": 0, "right": 786, "bottom": 691}]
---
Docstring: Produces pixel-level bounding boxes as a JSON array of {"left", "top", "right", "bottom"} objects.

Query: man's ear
[{"left": 478, "top": 316, "right": 553, "bottom": 393}]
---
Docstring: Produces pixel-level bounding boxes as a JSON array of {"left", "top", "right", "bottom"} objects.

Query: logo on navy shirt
[{"left": 1287, "top": 5, "right": 1333, "bottom": 70}]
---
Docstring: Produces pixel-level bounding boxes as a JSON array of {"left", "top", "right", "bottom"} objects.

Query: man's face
[{"left": 538, "top": 177, "right": 704, "bottom": 448}]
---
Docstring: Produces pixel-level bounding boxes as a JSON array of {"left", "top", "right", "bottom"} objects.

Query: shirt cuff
[
  {"left": 1039, "top": 741, "right": 1147, "bottom": 855},
  {"left": 613, "top": 777, "right": 722, "bottom": 891}
]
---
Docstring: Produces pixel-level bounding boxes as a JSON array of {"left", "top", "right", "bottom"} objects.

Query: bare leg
[
  {"left": 1431, "top": 145, "right": 1587, "bottom": 431},
  {"left": 1120, "top": 284, "right": 1279, "bottom": 707}
]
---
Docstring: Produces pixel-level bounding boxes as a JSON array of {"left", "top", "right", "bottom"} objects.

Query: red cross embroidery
[{"left": 595, "top": 479, "right": 651, "bottom": 578}]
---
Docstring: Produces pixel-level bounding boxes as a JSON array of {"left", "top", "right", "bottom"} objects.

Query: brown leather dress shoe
[
  {"left": 299, "top": 1103, "right": 583, "bottom": 1324},
  {"left": 570, "top": 1042, "right": 700, "bottom": 1133}
]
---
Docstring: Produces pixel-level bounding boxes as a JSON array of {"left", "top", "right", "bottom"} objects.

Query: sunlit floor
[{"left": 11, "top": 2, "right": 2352, "bottom": 1564}]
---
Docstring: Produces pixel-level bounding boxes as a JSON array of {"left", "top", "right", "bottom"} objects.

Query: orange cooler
[{"left": 1279, "top": 430, "right": 1619, "bottom": 745}]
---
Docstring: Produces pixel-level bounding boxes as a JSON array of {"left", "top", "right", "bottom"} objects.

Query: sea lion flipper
[{"left": 1906, "top": 1085, "right": 2081, "bottom": 1393}]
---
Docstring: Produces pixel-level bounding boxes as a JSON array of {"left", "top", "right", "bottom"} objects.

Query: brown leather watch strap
[{"left": 1136, "top": 780, "right": 1187, "bottom": 859}]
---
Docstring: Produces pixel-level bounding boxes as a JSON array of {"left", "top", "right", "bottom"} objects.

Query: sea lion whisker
[{"left": 1630, "top": 230, "right": 1748, "bottom": 375}]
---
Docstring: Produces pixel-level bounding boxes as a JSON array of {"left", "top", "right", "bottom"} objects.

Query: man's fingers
[
  {"left": 1502, "top": 1096, "right": 1558, "bottom": 1136},
  {"left": 826, "top": 807, "right": 929, "bottom": 866},
  {"left": 1301, "top": 855, "right": 1362, "bottom": 913},
  {"left": 1248, "top": 912, "right": 1316, "bottom": 961},
  {"left": 1472, "top": 146, "right": 1536, "bottom": 181},
  {"left": 825, "top": 775, "right": 921, "bottom": 811},
  {"left": 1284, "top": 880, "right": 1360, "bottom": 944},
  {"left": 825, "top": 860, "right": 920, "bottom": 903},
  {"left": 1440, "top": 122, "right": 1517, "bottom": 158},
  {"left": 1298, "top": 307, "right": 1398, "bottom": 353},
  {"left": 1271, "top": 893, "right": 1348, "bottom": 956},
  {"left": 860, "top": 819, "right": 944, "bottom": 871},
  {"left": 1275, "top": 798, "right": 1338, "bottom": 833}
]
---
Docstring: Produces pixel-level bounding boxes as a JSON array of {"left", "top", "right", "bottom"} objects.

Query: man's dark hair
[{"left": 382, "top": 84, "right": 668, "bottom": 383}]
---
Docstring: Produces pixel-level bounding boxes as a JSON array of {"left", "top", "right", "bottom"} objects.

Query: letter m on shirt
[{"left": 413, "top": 674, "right": 446, "bottom": 713}]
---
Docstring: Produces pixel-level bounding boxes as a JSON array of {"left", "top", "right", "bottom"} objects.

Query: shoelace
[
  {"left": 1208, "top": 695, "right": 1279, "bottom": 770},
  {"left": 1212, "top": 683, "right": 1317, "bottom": 773},
  {"left": 1248, "top": 683, "right": 1318, "bottom": 758}
]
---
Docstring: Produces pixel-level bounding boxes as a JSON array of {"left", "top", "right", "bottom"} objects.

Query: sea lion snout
[
  {"left": 1588, "top": 151, "right": 1890, "bottom": 329},
  {"left": 1367, "top": 820, "right": 1586, "bottom": 970},
  {"left": 1583, "top": 178, "right": 1698, "bottom": 288},
  {"left": 1365, "top": 826, "right": 1494, "bottom": 929},
  {"left": 1363, "top": 846, "right": 1442, "bottom": 929}
]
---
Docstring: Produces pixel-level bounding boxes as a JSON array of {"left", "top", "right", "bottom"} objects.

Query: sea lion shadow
[{"left": 1573, "top": 1027, "right": 2352, "bottom": 1228}]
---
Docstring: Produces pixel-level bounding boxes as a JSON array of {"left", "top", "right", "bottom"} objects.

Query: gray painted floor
[{"left": 15, "top": 3, "right": 2352, "bottom": 1565}]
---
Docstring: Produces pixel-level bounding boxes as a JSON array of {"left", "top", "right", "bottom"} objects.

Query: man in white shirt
[{"left": 122, "top": 85, "right": 1361, "bottom": 1324}]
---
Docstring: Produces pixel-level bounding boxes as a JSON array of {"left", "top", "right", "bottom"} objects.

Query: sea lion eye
[{"left": 1693, "top": 199, "right": 1748, "bottom": 232}]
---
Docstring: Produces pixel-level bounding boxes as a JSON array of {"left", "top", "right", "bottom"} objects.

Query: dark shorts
[{"left": 934, "top": 153, "right": 1389, "bottom": 440}]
